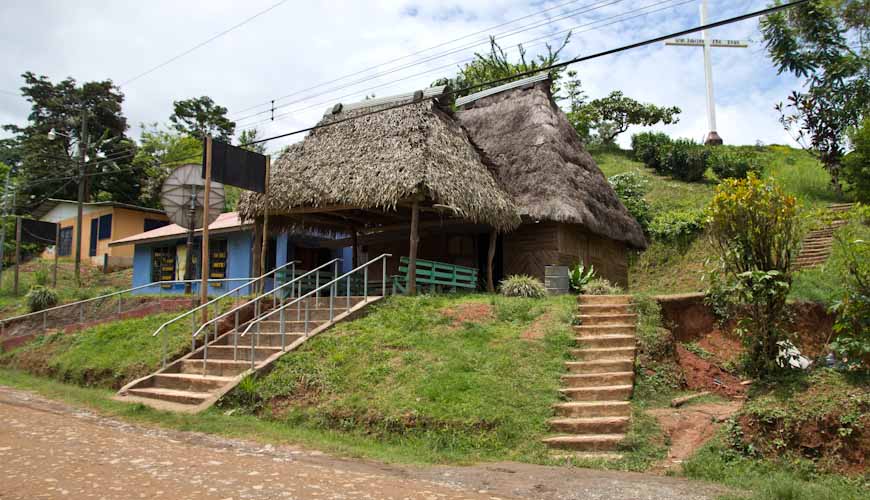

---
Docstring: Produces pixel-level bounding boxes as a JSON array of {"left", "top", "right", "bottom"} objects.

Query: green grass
[{"left": 0, "top": 313, "right": 191, "bottom": 388}]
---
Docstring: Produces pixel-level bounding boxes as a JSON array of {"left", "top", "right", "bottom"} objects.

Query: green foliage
[
  {"left": 608, "top": 171, "right": 652, "bottom": 231},
  {"left": 32, "top": 264, "right": 49, "bottom": 286},
  {"left": 829, "top": 223, "right": 870, "bottom": 369},
  {"left": 648, "top": 209, "right": 706, "bottom": 247},
  {"left": 568, "top": 263, "right": 595, "bottom": 292},
  {"left": 707, "top": 175, "right": 801, "bottom": 377},
  {"left": 25, "top": 285, "right": 58, "bottom": 312},
  {"left": 710, "top": 148, "right": 763, "bottom": 180},
  {"left": 132, "top": 124, "right": 203, "bottom": 208},
  {"left": 170, "top": 96, "right": 236, "bottom": 141},
  {"left": 657, "top": 139, "right": 709, "bottom": 182},
  {"left": 842, "top": 118, "right": 870, "bottom": 202},
  {"left": 761, "top": 0, "right": 870, "bottom": 191},
  {"left": 582, "top": 278, "right": 623, "bottom": 295},
  {"left": 631, "top": 294, "right": 683, "bottom": 406},
  {"left": 630, "top": 131, "right": 671, "bottom": 171},
  {"left": 499, "top": 275, "right": 547, "bottom": 298}
]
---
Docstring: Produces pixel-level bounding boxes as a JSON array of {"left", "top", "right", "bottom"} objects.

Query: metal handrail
[
  {"left": 0, "top": 277, "right": 252, "bottom": 333},
  {"left": 189, "top": 258, "right": 342, "bottom": 341},
  {"left": 238, "top": 253, "right": 391, "bottom": 340},
  {"left": 151, "top": 260, "right": 298, "bottom": 340}
]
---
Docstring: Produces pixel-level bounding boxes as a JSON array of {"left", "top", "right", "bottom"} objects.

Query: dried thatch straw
[
  {"left": 457, "top": 79, "right": 647, "bottom": 248},
  {"left": 239, "top": 98, "right": 520, "bottom": 232}
]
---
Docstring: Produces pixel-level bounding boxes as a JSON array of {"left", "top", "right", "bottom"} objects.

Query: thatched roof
[
  {"left": 239, "top": 92, "right": 520, "bottom": 232},
  {"left": 456, "top": 76, "right": 647, "bottom": 248}
]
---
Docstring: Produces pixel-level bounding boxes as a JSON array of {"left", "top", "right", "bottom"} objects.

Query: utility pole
[
  {"left": 13, "top": 216, "right": 21, "bottom": 296},
  {"left": 74, "top": 112, "right": 88, "bottom": 286},
  {"left": 0, "top": 169, "right": 12, "bottom": 289}
]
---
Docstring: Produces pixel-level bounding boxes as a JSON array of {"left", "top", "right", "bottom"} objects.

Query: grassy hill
[{"left": 591, "top": 145, "right": 856, "bottom": 300}]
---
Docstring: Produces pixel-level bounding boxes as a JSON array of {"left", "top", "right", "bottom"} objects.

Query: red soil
[
  {"left": 676, "top": 345, "right": 747, "bottom": 398},
  {"left": 441, "top": 303, "right": 494, "bottom": 329}
]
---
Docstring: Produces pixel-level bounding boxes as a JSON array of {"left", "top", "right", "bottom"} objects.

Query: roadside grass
[
  {"left": 0, "top": 313, "right": 190, "bottom": 388},
  {"left": 789, "top": 220, "right": 870, "bottom": 306}
]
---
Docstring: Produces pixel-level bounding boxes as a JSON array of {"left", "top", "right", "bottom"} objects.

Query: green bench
[{"left": 392, "top": 257, "right": 478, "bottom": 294}]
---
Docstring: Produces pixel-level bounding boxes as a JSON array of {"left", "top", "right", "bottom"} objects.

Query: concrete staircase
[
  {"left": 794, "top": 203, "right": 854, "bottom": 270},
  {"left": 543, "top": 294, "right": 636, "bottom": 457},
  {"left": 116, "top": 296, "right": 377, "bottom": 413}
]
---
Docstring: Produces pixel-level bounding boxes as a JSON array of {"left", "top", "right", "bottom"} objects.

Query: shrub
[
  {"left": 648, "top": 209, "right": 706, "bottom": 247},
  {"left": 33, "top": 265, "right": 50, "bottom": 286},
  {"left": 709, "top": 149, "right": 762, "bottom": 180},
  {"left": 658, "top": 139, "right": 709, "bottom": 182},
  {"left": 842, "top": 118, "right": 870, "bottom": 202},
  {"left": 829, "top": 223, "right": 870, "bottom": 369},
  {"left": 608, "top": 171, "right": 652, "bottom": 231},
  {"left": 568, "top": 263, "right": 595, "bottom": 292},
  {"left": 707, "top": 175, "right": 801, "bottom": 377},
  {"left": 26, "top": 285, "right": 59, "bottom": 312},
  {"left": 631, "top": 132, "right": 671, "bottom": 171},
  {"left": 582, "top": 278, "right": 624, "bottom": 295},
  {"left": 499, "top": 275, "right": 547, "bottom": 298}
]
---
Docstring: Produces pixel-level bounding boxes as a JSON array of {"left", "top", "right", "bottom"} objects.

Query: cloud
[{"left": 0, "top": 0, "right": 802, "bottom": 154}]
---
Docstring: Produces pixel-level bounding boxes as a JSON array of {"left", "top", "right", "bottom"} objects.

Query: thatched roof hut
[
  {"left": 238, "top": 88, "right": 520, "bottom": 233},
  {"left": 456, "top": 75, "right": 647, "bottom": 249}
]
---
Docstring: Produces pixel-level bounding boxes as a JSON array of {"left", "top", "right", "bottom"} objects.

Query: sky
[{"left": 0, "top": 0, "right": 804, "bottom": 154}]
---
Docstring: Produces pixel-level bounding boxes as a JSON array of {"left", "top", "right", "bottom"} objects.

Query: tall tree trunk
[
  {"left": 407, "top": 201, "right": 420, "bottom": 296},
  {"left": 487, "top": 229, "right": 497, "bottom": 293}
]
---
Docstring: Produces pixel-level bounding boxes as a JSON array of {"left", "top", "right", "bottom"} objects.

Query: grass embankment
[
  {"left": 0, "top": 258, "right": 131, "bottom": 317},
  {"left": 683, "top": 369, "right": 870, "bottom": 500},
  {"left": 0, "top": 313, "right": 190, "bottom": 388},
  {"left": 592, "top": 146, "right": 854, "bottom": 301}
]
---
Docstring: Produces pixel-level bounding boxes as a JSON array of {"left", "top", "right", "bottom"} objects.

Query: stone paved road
[{"left": 0, "top": 386, "right": 728, "bottom": 500}]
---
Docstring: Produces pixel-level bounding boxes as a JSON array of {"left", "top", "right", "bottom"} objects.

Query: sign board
[
  {"left": 21, "top": 219, "right": 58, "bottom": 244},
  {"left": 203, "top": 139, "right": 267, "bottom": 193},
  {"left": 665, "top": 38, "right": 749, "bottom": 48}
]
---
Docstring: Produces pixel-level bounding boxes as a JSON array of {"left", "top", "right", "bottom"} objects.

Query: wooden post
[
  {"left": 407, "top": 200, "right": 420, "bottom": 296},
  {"left": 487, "top": 229, "right": 497, "bottom": 293},
  {"left": 351, "top": 227, "right": 359, "bottom": 269},
  {"left": 13, "top": 216, "right": 21, "bottom": 296},
  {"left": 259, "top": 156, "right": 271, "bottom": 285},
  {"left": 53, "top": 223, "right": 59, "bottom": 288},
  {"left": 251, "top": 218, "right": 263, "bottom": 294},
  {"left": 200, "top": 135, "right": 213, "bottom": 322}
]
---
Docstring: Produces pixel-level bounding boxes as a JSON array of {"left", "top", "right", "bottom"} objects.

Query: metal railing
[
  {"left": 150, "top": 260, "right": 298, "bottom": 362},
  {"left": 235, "top": 254, "right": 391, "bottom": 369},
  {"left": 0, "top": 277, "right": 256, "bottom": 338},
  {"left": 169, "top": 258, "right": 344, "bottom": 368}
]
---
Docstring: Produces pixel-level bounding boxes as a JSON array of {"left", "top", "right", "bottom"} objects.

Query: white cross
[{"left": 665, "top": 0, "right": 748, "bottom": 145}]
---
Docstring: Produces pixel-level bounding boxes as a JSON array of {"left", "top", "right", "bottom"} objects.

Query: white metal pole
[{"left": 700, "top": 0, "right": 719, "bottom": 142}]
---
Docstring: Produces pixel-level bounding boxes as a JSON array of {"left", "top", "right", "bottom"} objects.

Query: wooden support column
[
  {"left": 259, "top": 156, "right": 271, "bottom": 283},
  {"left": 407, "top": 200, "right": 420, "bottom": 296},
  {"left": 252, "top": 217, "right": 263, "bottom": 294},
  {"left": 13, "top": 216, "right": 21, "bottom": 296},
  {"left": 200, "top": 135, "right": 213, "bottom": 322},
  {"left": 52, "top": 223, "right": 59, "bottom": 288},
  {"left": 351, "top": 227, "right": 359, "bottom": 269},
  {"left": 487, "top": 229, "right": 497, "bottom": 293}
]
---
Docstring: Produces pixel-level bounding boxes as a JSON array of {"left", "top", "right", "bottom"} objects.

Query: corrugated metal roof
[
  {"left": 455, "top": 73, "right": 550, "bottom": 108},
  {"left": 323, "top": 85, "right": 447, "bottom": 116},
  {"left": 109, "top": 212, "right": 248, "bottom": 247}
]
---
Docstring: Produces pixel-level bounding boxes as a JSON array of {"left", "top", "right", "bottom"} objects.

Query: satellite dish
[{"left": 160, "top": 164, "right": 225, "bottom": 229}]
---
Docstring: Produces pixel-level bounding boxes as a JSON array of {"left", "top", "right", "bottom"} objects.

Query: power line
[
  {"left": 244, "top": 0, "right": 810, "bottom": 147},
  {"left": 120, "top": 0, "right": 290, "bottom": 86},
  {"left": 238, "top": 0, "right": 693, "bottom": 130}
]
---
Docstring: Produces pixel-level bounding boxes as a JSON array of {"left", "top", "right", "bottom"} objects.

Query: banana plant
[{"left": 568, "top": 263, "right": 596, "bottom": 292}]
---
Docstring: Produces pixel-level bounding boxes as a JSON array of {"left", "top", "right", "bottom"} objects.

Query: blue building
[{"left": 109, "top": 212, "right": 352, "bottom": 295}]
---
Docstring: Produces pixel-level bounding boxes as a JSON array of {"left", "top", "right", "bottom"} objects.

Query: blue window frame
[{"left": 98, "top": 214, "right": 112, "bottom": 240}]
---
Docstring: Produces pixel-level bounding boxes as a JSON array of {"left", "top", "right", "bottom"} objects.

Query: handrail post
[
  {"left": 162, "top": 330, "right": 167, "bottom": 368},
  {"left": 213, "top": 302, "right": 219, "bottom": 343},
  {"left": 43, "top": 311, "right": 47, "bottom": 331},
  {"left": 304, "top": 300, "right": 310, "bottom": 337},
  {"left": 315, "top": 272, "right": 320, "bottom": 307},
  {"left": 117, "top": 294, "right": 122, "bottom": 315},
  {"left": 279, "top": 300, "right": 285, "bottom": 350},
  {"left": 297, "top": 281, "right": 302, "bottom": 321},
  {"left": 79, "top": 302, "right": 83, "bottom": 324},
  {"left": 382, "top": 256, "right": 387, "bottom": 297},
  {"left": 233, "top": 309, "right": 239, "bottom": 361},
  {"left": 346, "top": 274, "right": 351, "bottom": 311},
  {"left": 250, "top": 328, "right": 255, "bottom": 369},
  {"left": 364, "top": 267, "right": 368, "bottom": 303},
  {"left": 191, "top": 314, "right": 196, "bottom": 352}
]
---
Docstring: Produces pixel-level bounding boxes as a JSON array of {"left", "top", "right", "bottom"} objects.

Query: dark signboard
[
  {"left": 21, "top": 219, "right": 58, "bottom": 244},
  {"left": 203, "top": 139, "right": 267, "bottom": 193}
]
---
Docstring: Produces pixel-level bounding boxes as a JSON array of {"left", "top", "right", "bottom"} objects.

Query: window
[
  {"left": 97, "top": 214, "right": 112, "bottom": 240},
  {"left": 144, "top": 218, "right": 168, "bottom": 232},
  {"left": 151, "top": 247, "right": 176, "bottom": 285},
  {"left": 58, "top": 227, "right": 73, "bottom": 256}
]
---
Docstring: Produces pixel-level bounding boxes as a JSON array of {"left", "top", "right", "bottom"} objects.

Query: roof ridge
[
  {"left": 456, "top": 73, "right": 550, "bottom": 108},
  {"left": 323, "top": 85, "right": 447, "bottom": 116}
]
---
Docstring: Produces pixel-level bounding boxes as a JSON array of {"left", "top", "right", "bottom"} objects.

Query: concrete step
[
  {"left": 549, "top": 452, "right": 624, "bottom": 461},
  {"left": 574, "top": 324, "right": 636, "bottom": 336},
  {"left": 561, "top": 371, "right": 634, "bottom": 387},
  {"left": 577, "top": 304, "right": 633, "bottom": 315},
  {"left": 570, "top": 347, "right": 636, "bottom": 361},
  {"left": 542, "top": 434, "right": 624, "bottom": 451},
  {"left": 127, "top": 387, "right": 211, "bottom": 405},
  {"left": 553, "top": 401, "right": 631, "bottom": 418},
  {"left": 575, "top": 335, "right": 635, "bottom": 349},
  {"left": 577, "top": 314, "right": 637, "bottom": 326},
  {"left": 196, "top": 345, "right": 281, "bottom": 362},
  {"left": 565, "top": 359, "right": 634, "bottom": 373},
  {"left": 178, "top": 359, "right": 251, "bottom": 376},
  {"left": 151, "top": 373, "right": 233, "bottom": 392},
  {"left": 577, "top": 295, "right": 632, "bottom": 305},
  {"left": 548, "top": 416, "right": 630, "bottom": 434},
  {"left": 214, "top": 332, "right": 304, "bottom": 348},
  {"left": 260, "top": 307, "right": 354, "bottom": 321},
  {"left": 798, "top": 248, "right": 832, "bottom": 257},
  {"left": 560, "top": 385, "right": 633, "bottom": 401},
  {"left": 256, "top": 320, "right": 326, "bottom": 333}
]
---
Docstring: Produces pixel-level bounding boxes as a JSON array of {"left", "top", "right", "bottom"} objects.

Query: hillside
[{"left": 591, "top": 145, "right": 855, "bottom": 300}]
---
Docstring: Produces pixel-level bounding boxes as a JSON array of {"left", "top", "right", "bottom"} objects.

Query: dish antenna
[{"left": 160, "top": 164, "right": 225, "bottom": 229}]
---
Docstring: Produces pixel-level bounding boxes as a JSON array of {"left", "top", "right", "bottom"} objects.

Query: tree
[
  {"left": 170, "top": 96, "right": 236, "bottom": 141},
  {"left": 761, "top": 0, "right": 870, "bottom": 192},
  {"left": 132, "top": 124, "right": 201, "bottom": 208},
  {"left": 434, "top": 34, "right": 572, "bottom": 104},
  {"left": 842, "top": 117, "right": 870, "bottom": 201},
  {"left": 238, "top": 128, "right": 266, "bottom": 154},
  {"left": 2, "top": 72, "right": 141, "bottom": 211}
]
